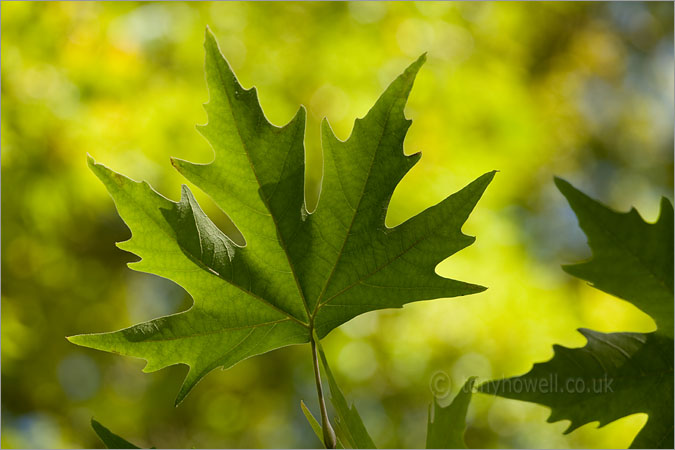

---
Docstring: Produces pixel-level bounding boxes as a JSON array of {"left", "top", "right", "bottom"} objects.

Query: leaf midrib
[
  {"left": 310, "top": 99, "right": 401, "bottom": 321},
  {"left": 212, "top": 56, "right": 312, "bottom": 326},
  {"left": 126, "top": 318, "right": 291, "bottom": 343}
]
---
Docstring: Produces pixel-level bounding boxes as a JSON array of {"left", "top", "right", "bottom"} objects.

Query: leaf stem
[{"left": 310, "top": 334, "right": 337, "bottom": 449}]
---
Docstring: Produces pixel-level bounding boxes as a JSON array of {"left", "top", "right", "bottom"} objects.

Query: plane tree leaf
[
  {"left": 68, "top": 27, "right": 494, "bottom": 406},
  {"left": 479, "top": 179, "right": 674, "bottom": 449},
  {"left": 426, "top": 377, "right": 476, "bottom": 449}
]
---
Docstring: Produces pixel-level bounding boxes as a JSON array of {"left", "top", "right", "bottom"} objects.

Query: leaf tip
[
  {"left": 179, "top": 184, "right": 194, "bottom": 202},
  {"left": 67, "top": 333, "right": 115, "bottom": 353},
  {"left": 170, "top": 156, "right": 189, "bottom": 174},
  {"left": 173, "top": 373, "right": 192, "bottom": 407},
  {"left": 404, "top": 52, "right": 427, "bottom": 78},
  {"left": 174, "top": 365, "right": 209, "bottom": 407},
  {"left": 203, "top": 25, "right": 226, "bottom": 63},
  {"left": 66, "top": 334, "right": 84, "bottom": 346},
  {"left": 484, "top": 169, "right": 498, "bottom": 183},
  {"left": 464, "top": 376, "right": 478, "bottom": 391},
  {"left": 560, "top": 262, "right": 587, "bottom": 282},
  {"left": 174, "top": 380, "right": 194, "bottom": 407},
  {"left": 294, "top": 104, "right": 308, "bottom": 123},
  {"left": 554, "top": 177, "right": 595, "bottom": 218},
  {"left": 86, "top": 154, "right": 103, "bottom": 175},
  {"left": 576, "top": 327, "right": 597, "bottom": 342},
  {"left": 464, "top": 170, "right": 497, "bottom": 203},
  {"left": 472, "top": 284, "right": 488, "bottom": 294},
  {"left": 659, "top": 195, "right": 674, "bottom": 218},
  {"left": 553, "top": 176, "right": 575, "bottom": 197},
  {"left": 174, "top": 395, "right": 184, "bottom": 408},
  {"left": 321, "top": 116, "right": 341, "bottom": 144},
  {"left": 204, "top": 24, "right": 216, "bottom": 43},
  {"left": 560, "top": 262, "right": 575, "bottom": 275}
]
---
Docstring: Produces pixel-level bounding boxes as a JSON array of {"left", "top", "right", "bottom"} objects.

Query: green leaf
[
  {"left": 479, "top": 330, "right": 673, "bottom": 448},
  {"left": 301, "top": 401, "right": 344, "bottom": 449},
  {"left": 555, "top": 177, "right": 673, "bottom": 338},
  {"left": 479, "top": 179, "right": 674, "bottom": 449},
  {"left": 317, "top": 341, "right": 377, "bottom": 449},
  {"left": 426, "top": 377, "right": 476, "bottom": 449},
  {"left": 68, "top": 27, "right": 494, "bottom": 405},
  {"left": 91, "top": 419, "right": 141, "bottom": 449}
]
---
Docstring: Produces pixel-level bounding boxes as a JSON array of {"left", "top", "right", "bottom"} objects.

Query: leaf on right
[{"left": 479, "top": 178, "right": 674, "bottom": 449}]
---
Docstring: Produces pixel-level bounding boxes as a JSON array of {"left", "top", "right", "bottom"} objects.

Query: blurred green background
[{"left": 1, "top": 1, "right": 673, "bottom": 448}]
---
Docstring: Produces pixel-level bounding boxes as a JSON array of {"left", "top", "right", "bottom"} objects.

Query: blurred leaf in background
[{"left": 1, "top": 2, "right": 672, "bottom": 448}]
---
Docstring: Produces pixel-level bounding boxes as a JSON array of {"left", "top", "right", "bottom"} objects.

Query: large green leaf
[
  {"left": 479, "top": 179, "right": 674, "bottom": 448},
  {"left": 68, "top": 28, "right": 494, "bottom": 405},
  {"left": 426, "top": 377, "right": 476, "bottom": 449}
]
